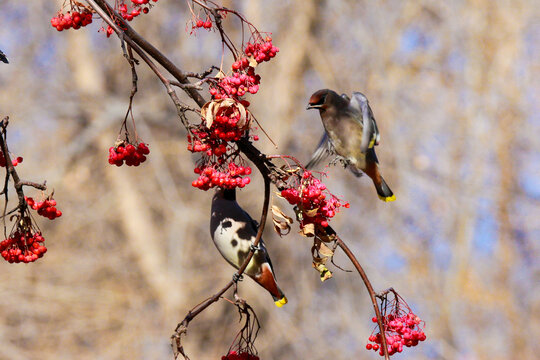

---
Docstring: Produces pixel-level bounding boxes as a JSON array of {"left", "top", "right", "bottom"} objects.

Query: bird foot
[
  {"left": 250, "top": 244, "right": 261, "bottom": 252},
  {"left": 232, "top": 273, "right": 244, "bottom": 283}
]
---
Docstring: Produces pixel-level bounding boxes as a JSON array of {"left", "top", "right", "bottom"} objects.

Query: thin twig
[{"left": 171, "top": 175, "right": 271, "bottom": 359}]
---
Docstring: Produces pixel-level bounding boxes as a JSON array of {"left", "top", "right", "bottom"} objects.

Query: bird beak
[{"left": 306, "top": 104, "right": 321, "bottom": 110}]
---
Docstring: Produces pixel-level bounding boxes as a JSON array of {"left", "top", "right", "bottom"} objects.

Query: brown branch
[
  {"left": 171, "top": 175, "right": 271, "bottom": 359},
  {"left": 80, "top": 3, "right": 391, "bottom": 358},
  {"left": 0, "top": 118, "right": 47, "bottom": 209},
  {"left": 85, "top": 0, "right": 197, "bottom": 129},
  {"left": 90, "top": 0, "right": 207, "bottom": 108},
  {"left": 334, "top": 235, "right": 390, "bottom": 359}
]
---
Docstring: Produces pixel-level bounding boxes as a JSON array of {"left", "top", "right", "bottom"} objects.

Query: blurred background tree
[{"left": 0, "top": 0, "right": 538, "bottom": 359}]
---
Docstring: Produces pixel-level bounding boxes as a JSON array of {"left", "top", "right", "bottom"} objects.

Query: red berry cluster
[
  {"left": 244, "top": 37, "right": 279, "bottom": 64},
  {"left": 192, "top": 163, "right": 251, "bottom": 190},
  {"left": 188, "top": 99, "right": 252, "bottom": 190},
  {"left": 193, "top": 18, "right": 213, "bottom": 30},
  {"left": 221, "top": 351, "right": 259, "bottom": 360},
  {"left": 210, "top": 36, "right": 278, "bottom": 101},
  {"left": 51, "top": 10, "right": 93, "bottom": 31},
  {"left": 0, "top": 151, "right": 22, "bottom": 167},
  {"left": 0, "top": 229, "right": 47, "bottom": 264},
  {"left": 108, "top": 142, "right": 150, "bottom": 167},
  {"left": 211, "top": 67, "right": 260, "bottom": 99},
  {"left": 118, "top": 0, "right": 157, "bottom": 21},
  {"left": 367, "top": 292, "right": 426, "bottom": 357},
  {"left": 104, "top": 0, "right": 158, "bottom": 37},
  {"left": 281, "top": 171, "right": 349, "bottom": 228},
  {"left": 25, "top": 196, "right": 62, "bottom": 220}
]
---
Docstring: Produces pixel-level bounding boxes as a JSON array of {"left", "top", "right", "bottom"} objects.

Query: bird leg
[{"left": 232, "top": 273, "right": 244, "bottom": 283}]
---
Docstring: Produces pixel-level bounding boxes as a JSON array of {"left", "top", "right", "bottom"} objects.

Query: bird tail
[
  {"left": 374, "top": 176, "right": 395, "bottom": 202},
  {"left": 272, "top": 288, "right": 288, "bottom": 308}
]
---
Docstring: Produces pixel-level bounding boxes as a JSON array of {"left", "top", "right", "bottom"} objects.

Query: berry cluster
[
  {"left": 108, "top": 142, "right": 150, "bottom": 167},
  {"left": 118, "top": 0, "right": 157, "bottom": 21},
  {"left": 367, "top": 292, "right": 426, "bottom": 356},
  {"left": 192, "top": 163, "right": 251, "bottom": 190},
  {"left": 244, "top": 37, "right": 279, "bottom": 64},
  {"left": 0, "top": 151, "right": 22, "bottom": 167},
  {"left": 221, "top": 351, "right": 259, "bottom": 360},
  {"left": 281, "top": 171, "right": 349, "bottom": 228},
  {"left": 51, "top": 10, "right": 93, "bottom": 31},
  {"left": 209, "top": 37, "right": 278, "bottom": 100},
  {"left": 0, "top": 228, "right": 47, "bottom": 264},
  {"left": 25, "top": 196, "right": 62, "bottom": 220},
  {"left": 188, "top": 99, "right": 252, "bottom": 190},
  {"left": 103, "top": 0, "right": 159, "bottom": 37},
  {"left": 192, "top": 18, "right": 213, "bottom": 30}
]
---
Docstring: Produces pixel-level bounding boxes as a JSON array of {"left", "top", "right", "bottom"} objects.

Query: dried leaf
[
  {"left": 271, "top": 205, "right": 293, "bottom": 224},
  {"left": 237, "top": 105, "right": 247, "bottom": 128},
  {"left": 304, "top": 208, "right": 319, "bottom": 218},
  {"left": 273, "top": 221, "right": 290, "bottom": 236},
  {"left": 215, "top": 70, "right": 226, "bottom": 79},
  {"left": 248, "top": 56, "right": 258, "bottom": 68},
  {"left": 201, "top": 101, "right": 214, "bottom": 128},
  {"left": 300, "top": 223, "right": 315, "bottom": 237},
  {"left": 318, "top": 232, "right": 336, "bottom": 243},
  {"left": 271, "top": 204, "right": 293, "bottom": 237},
  {"left": 274, "top": 191, "right": 285, "bottom": 199},
  {"left": 312, "top": 262, "right": 333, "bottom": 282},
  {"left": 319, "top": 242, "right": 334, "bottom": 257}
]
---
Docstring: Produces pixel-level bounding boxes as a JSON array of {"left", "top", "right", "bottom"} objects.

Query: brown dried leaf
[
  {"left": 318, "top": 232, "right": 336, "bottom": 243},
  {"left": 215, "top": 70, "right": 226, "bottom": 79},
  {"left": 271, "top": 204, "right": 293, "bottom": 237},
  {"left": 271, "top": 205, "right": 293, "bottom": 224},
  {"left": 273, "top": 221, "right": 291, "bottom": 236},
  {"left": 312, "top": 261, "right": 333, "bottom": 282},
  {"left": 319, "top": 242, "right": 334, "bottom": 257},
  {"left": 274, "top": 191, "right": 285, "bottom": 199},
  {"left": 300, "top": 223, "right": 315, "bottom": 237},
  {"left": 201, "top": 101, "right": 215, "bottom": 129},
  {"left": 304, "top": 208, "right": 319, "bottom": 218},
  {"left": 248, "top": 56, "right": 258, "bottom": 68}
]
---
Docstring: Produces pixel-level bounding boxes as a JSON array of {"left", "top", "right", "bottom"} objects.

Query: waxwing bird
[
  {"left": 0, "top": 50, "right": 8, "bottom": 64},
  {"left": 306, "top": 89, "right": 395, "bottom": 202},
  {"left": 210, "top": 188, "right": 287, "bottom": 307}
]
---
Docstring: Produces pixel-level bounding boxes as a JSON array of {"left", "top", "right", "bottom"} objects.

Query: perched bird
[
  {"left": 306, "top": 89, "right": 395, "bottom": 202},
  {"left": 210, "top": 188, "right": 287, "bottom": 307},
  {"left": 0, "top": 50, "right": 8, "bottom": 64}
]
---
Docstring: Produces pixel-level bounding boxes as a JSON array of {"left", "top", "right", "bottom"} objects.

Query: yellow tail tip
[
  {"left": 274, "top": 296, "right": 288, "bottom": 307},
  {"left": 378, "top": 194, "right": 396, "bottom": 202}
]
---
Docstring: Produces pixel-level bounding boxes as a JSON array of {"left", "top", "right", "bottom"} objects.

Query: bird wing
[
  {"left": 0, "top": 50, "right": 8, "bottom": 64},
  {"left": 350, "top": 92, "right": 380, "bottom": 153},
  {"left": 305, "top": 133, "right": 335, "bottom": 170},
  {"left": 240, "top": 208, "right": 276, "bottom": 275}
]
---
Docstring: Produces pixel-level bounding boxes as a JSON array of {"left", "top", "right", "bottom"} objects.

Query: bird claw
[
  {"left": 250, "top": 244, "right": 261, "bottom": 252},
  {"left": 232, "top": 273, "right": 244, "bottom": 283}
]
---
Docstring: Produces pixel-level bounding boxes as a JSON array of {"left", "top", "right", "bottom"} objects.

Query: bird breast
[{"left": 212, "top": 217, "right": 262, "bottom": 277}]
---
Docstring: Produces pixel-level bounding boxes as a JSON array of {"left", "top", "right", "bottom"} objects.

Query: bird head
[{"left": 306, "top": 89, "right": 332, "bottom": 111}]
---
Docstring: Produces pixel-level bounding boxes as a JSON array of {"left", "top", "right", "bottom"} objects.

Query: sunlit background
[{"left": 0, "top": 1, "right": 539, "bottom": 359}]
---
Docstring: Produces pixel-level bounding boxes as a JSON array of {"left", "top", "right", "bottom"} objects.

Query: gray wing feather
[
  {"left": 350, "top": 92, "right": 380, "bottom": 153},
  {"left": 305, "top": 133, "right": 335, "bottom": 170}
]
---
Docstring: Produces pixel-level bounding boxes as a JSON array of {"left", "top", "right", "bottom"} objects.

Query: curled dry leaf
[
  {"left": 304, "top": 208, "right": 319, "bottom": 218},
  {"left": 311, "top": 239, "right": 334, "bottom": 281},
  {"left": 200, "top": 98, "right": 249, "bottom": 130},
  {"left": 248, "top": 56, "right": 258, "bottom": 68},
  {"left": 318, "top": 242, "right": 334, "bottom": 257},
  {"left": 215, "top": 70, "right": 226, "bottom": 79},
  {"left": 312, "top": 258, "right": 333, "bottom": 282},
  {"left": 271, "top": 204, "right": 293, "bottom": 237},
  {"left": 300, "top": 222, "right": 315, "bottom": 237}
]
